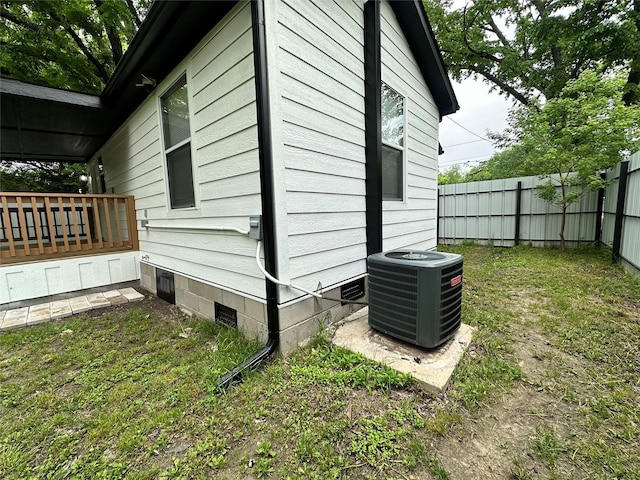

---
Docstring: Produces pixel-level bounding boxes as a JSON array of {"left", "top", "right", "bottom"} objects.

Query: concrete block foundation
[{"left": 140, "top": 262, "right": 367, "bottom": 353}]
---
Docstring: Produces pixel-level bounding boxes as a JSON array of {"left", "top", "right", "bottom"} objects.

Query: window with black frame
[
  {"left": 161, "top": 75, "right": 195, "bottom": 209},
  {"left": 381, "top": 82, "right": 405, "bottom": 201}
]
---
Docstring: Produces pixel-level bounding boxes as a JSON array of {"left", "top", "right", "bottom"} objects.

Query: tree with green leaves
[
  {"left": 492, "top": 70, "right": 640, "bottom": 250},
  {"left": 0, "top": 161, "right": 89, "bottom": 193},
  {"left": 0, "top": 0, "right": 150, "bottom": 93},
  {"left": 437, "top": 165, "right": 467, "bottom": 185},
  {"left": 424, "top": 0, "right": 640, "bottom": 106},
  {"left": 442, "top": 145, "right": 539, "bottom": 184}
]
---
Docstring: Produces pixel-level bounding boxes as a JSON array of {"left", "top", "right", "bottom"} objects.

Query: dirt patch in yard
[
  {"left": 83, "top": 292, "right": 183, "bottom": 322},
  {"left": 432, "top": 325, "right": 590, "bottom": 480},
  {"left": 435, "top": 385, "right": 544, "bottom": 479}
]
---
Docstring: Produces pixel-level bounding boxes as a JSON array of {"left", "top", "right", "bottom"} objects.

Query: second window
[{"left": 381, "top": 82, "right": 405, "bottom": 201}]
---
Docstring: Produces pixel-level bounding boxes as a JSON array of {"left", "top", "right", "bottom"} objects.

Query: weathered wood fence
[
  {"left": 438, "top": 152, "right": 640, "bottom": 275},
  {"left": 0, "top": 193, "right": 138, "bottom": 264}
]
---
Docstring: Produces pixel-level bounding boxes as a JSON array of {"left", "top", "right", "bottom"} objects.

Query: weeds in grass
[
  {"left": 510, "top": 456, "right": 534, "bottom": 480},
  {"left": 426, "top": 453, "right": 452, "bottom": 480},
  {"left": 533, "top": 427, "right": 566, "bottom": 467}
]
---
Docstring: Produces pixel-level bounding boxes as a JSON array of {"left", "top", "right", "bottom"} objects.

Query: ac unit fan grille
[
  {"left": 368, "top": 264, "right": 419, "bottom": 343},
  {"left": 439, "top": 262, "right": 463, "bottom": 342}
]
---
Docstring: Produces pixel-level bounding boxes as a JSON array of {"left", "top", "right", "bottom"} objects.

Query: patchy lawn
[{"left": 1, "top": 246, "right": 639, "bottom": 479}]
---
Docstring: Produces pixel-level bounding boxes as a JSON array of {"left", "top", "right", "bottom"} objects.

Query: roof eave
[{"left": 390, "top": 0, "right": 459, "bottom": 117}]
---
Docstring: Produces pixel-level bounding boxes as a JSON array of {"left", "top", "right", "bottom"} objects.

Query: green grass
[
  {"left": 1, "top": 245, "right": 639, "bottom": 479},
  {"left": 441, "top": 245, "right": 640, "bottom": 479}
]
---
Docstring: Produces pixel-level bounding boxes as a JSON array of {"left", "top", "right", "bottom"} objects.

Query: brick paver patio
[{"left": 0, "top": 287, "right": 145, "bottom": 331}]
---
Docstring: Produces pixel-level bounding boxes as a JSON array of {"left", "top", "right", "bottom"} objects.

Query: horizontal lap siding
[
  {"left": 380, "top": 1, "right": 439, "bottom": 252},
  {"left": 98, "top": 2, "right": 264, "bottom": 298},
  {"left": 276, "top": 0, "right": 368, "bottom": 301}
]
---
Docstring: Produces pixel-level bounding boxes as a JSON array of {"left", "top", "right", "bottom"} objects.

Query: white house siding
[
  {"left": 380, "top": 1, "right": 440, "bottom": 252},
  {"left": 269, "top": 0, "right": 368, "bottom": 304},
  {"left": 271, "top": 0, "right": 440, "bottom": 304},
  {"left": 96, "top": 2, "right": 265, "bottom": 300}
]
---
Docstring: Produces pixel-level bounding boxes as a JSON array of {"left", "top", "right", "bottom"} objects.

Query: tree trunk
[
  {"left": 560, "top": 204, "right": 567, "bottom": 251},
  {"left": 560, "top": 181, "right": 567, "bottom": 251}
]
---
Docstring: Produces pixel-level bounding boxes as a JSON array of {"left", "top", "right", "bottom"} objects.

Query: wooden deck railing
[{"left": 0, "top": 193, "right": 138, "bottom": 263}]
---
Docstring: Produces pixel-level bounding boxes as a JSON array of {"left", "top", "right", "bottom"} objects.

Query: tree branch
[
  {"left": 63, "top": 25, "right": 110, "bottom": 82},
  {"left": 0, "top": 6, "right": 40, "bottom": 31},
  {"left": 94, "top": 0, "right": 123, "bottom": 65},
  {"left": 488, "top": 17, "right": 510, "bottom": 47},
  {"left": 47, "top": 10, "right": 110, "bottom": 83},
  {"left": 461, "top": 6, "right": 502, "bottom": 63},
  {"left": 125, "top": 0, "right": 142, "bottom": 27},
  {"left": 570, "top": 57, "right": 587, "bottom": 79},
  {"left": 531, "top": 0, "right": 546, "bottom": 18},
  {"left": 551, "top": 46, "right": 563, "bottom": 70},
  {"left": 471, "top": 67, "right": 534, "bottom": 107}
]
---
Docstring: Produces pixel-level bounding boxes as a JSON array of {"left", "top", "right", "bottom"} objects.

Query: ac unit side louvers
[{"left": 367, "top": 250, "right": 463, "bottom": 349}]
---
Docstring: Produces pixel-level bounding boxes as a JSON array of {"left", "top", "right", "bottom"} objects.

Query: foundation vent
[
  {"left": 156, "top": 269, "right": 175, "bottom": 304},
  {"left": 215, "top": 302, "right": 237, "bottom": 328},
  {"left": 341, "top": 278, "right": 365, "bottom": 303}
]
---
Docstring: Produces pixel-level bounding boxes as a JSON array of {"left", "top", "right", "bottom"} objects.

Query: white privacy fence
[
  {"left": 437, "top": 175, "right": 601, "bottom": 248},
  {"left": 438, "top": 152, "right": 640, "bottom": 275}
]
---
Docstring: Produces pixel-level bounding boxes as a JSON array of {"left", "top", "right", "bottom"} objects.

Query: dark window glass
[
  {"left": 167, "top": 144, "right": 195, "bottom": 209},
  {"left": 382, "top": 144, "right": 403, "bottom": 201}
]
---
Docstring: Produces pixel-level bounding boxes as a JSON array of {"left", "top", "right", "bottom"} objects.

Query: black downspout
[
  {"left": 217, "top": 0, "right": 279, "bottom": 390},
  {"left": 364, "top": 0, "right": 382, "bottom": 257},
  {"left": 612, "top": 161, "right": 629, "bottom": 264},
  {"left": 594, "top": 172, "right": 606, "bottom": 247},
  {"left": 514, "top": 181, "right": 522, "bottom": 246}
]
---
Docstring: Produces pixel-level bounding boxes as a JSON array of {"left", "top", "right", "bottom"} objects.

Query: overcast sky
[{"left": 438, "top": 78, "right": 514, "bottom": 172}]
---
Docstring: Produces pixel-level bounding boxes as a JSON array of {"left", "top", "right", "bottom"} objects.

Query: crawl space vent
[
  {"left": 215, "top": 302, "right": 237, "bottom": 328},
  {"left": 341, "top": 278, "right": 365, "bottom": 304},
  {"left": 156, "top": 269, "right": 175, "bottom": 304}
]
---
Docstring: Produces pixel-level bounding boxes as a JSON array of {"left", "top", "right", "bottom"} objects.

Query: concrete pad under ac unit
[{"left": 332, "top": 307, "right": 474, "bottom": 394}]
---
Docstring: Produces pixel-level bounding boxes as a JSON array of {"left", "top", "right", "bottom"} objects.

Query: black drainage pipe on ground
[{"left": 217, "top": 0, "right": 279, "bottom": 391}]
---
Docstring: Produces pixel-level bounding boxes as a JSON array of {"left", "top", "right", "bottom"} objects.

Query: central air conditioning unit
[{"left": 367, "top": 250, "right": 463, "bottom": 349}]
